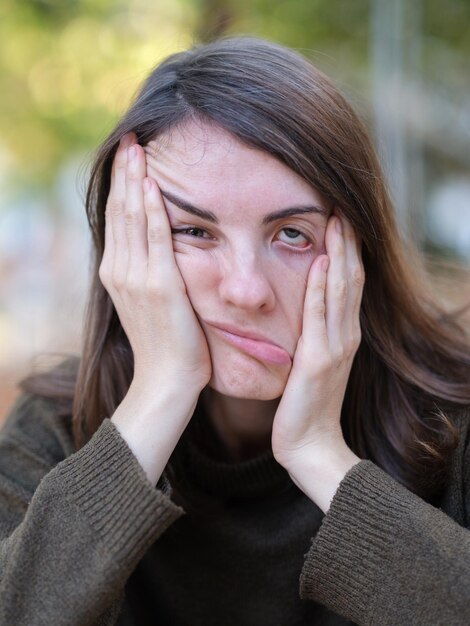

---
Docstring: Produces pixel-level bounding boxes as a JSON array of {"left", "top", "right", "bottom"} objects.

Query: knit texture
[
  {"left": 0, "top": 394, "right": 184, "bottom": 626},
  {"left": 0, "top": 392, "right": 469, "bottom": 625},
  {"left": 300, "top": 459, "right": 470, "bottom": 624}
]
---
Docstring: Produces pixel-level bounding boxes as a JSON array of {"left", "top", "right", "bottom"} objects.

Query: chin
[{"left": 207, "top": 360, "right": 288, "bottom": 400}]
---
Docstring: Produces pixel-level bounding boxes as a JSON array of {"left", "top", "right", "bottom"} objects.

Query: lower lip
[{"left": 211, "top": 326, "right": 292, "bottom": 365}]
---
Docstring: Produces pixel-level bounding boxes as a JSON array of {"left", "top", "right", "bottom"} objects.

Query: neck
[{"left": 200, "top": 387, "right": 280, "bottom": 462}]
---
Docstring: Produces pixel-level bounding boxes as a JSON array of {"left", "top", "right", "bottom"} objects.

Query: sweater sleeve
[
  {"left": 298, "top": 449, "right": 470, "bottom": 625},
  {"left": 0, "top": 393, "right": 185, "bottom": 626}
]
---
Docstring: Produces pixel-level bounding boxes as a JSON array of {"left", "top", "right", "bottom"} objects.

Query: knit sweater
[{"left": 0, "top": 391, "right": 469, "bottom": 626}]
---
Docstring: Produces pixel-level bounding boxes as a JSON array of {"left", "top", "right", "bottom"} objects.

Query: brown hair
[{"left": 18, "top": 35, "right": 470, "bottom": 506}]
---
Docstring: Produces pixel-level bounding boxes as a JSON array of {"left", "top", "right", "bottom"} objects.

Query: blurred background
[{"left": 1, "top": 0, "right": 469, "bottom": 421}]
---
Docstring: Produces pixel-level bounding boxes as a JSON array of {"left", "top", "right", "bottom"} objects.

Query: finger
[
  {"left": 110, "top": 132, "right": 135, "bottom": 202},
  {"left": 342, "top": 216, "right": 365, "bottom": 343},
  {"left": 102, "top": 189, "right": 114, "bottom": 273},
  {"left": 103, "top": 134, "right": 133, "bottom": 266},
  {"left": 301, "top": 253, "right": 330, "bottom": 355},
  {"left": 143, "top": 176, "right": 181, "bottom": 281},
  {"left": 324, "top": 214, "right": 348, "bottom": 351},
  {"left": 108, "top": 134, "right": 135, "bottom": 280},
  {"left": 125, "top": 143, "right": 149, "bottom": 277}
]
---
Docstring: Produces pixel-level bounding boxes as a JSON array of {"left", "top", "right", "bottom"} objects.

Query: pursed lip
[{"left": 205, "top": 321, "right": 288, "bottom": 354}]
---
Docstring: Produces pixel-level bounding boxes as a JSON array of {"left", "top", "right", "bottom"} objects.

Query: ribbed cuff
[
  {"left": 299, "top": 460, "right": 415, "bottom": 623},
  {"left": 53, "top": 418, "right": 185, "bottom": 567}
]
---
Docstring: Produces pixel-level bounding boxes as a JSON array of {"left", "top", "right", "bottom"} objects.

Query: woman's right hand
[{"left": 99, "top": 132, "right": 212, "bottom": 397}]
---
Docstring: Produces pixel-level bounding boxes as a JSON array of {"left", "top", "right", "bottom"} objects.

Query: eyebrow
[{"left": 159, "top": 189, "right": 328, "bottom": 225}]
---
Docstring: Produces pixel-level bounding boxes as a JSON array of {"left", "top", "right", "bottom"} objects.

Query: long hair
[{"left": 18, "top": 35, "right": 470, "bottom": 505}]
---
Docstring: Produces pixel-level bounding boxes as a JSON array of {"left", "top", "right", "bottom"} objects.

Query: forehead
[{"left": 144, "top": 119, "right": 326, "bottom": 215}]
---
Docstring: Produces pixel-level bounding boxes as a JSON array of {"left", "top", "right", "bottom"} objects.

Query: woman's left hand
[{"left": 271, "top": 212, "right": 365, "bottom": 508}]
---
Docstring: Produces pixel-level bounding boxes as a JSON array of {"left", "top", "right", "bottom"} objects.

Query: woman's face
[{"left": 145, "top": 119, "right": 329, "bottom": 400}]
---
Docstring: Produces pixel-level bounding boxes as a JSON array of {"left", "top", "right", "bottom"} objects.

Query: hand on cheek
[{"left": 271, "top": 212, "right": 365, "bottom": 509}]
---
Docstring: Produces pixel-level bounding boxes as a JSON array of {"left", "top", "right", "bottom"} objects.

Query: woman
[{"left": 1, "top": 35, "right": 469, "bottom": 626}]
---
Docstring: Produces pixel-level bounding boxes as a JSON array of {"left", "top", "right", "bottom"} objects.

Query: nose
[{"left": 218, "top": 250, "right": 276, "bottom": 312}]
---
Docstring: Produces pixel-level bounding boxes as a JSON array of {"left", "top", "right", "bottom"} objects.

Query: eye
[
  {"left": 170, "top": 225, "right": 314, "bottom": 250},
  {"left": 171, "top": 227, "right": 212, "bottom": 239},
  {"left": 278, "top": 227, "right": 312, "bottom": 249}
]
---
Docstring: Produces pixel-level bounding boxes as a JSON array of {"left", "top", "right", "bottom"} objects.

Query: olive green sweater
[{"left": 0, "top": 391, "right": 469, "bottom": 625}]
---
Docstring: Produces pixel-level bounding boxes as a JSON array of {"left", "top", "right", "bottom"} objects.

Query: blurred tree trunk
[{"left": 194, "top": 0, "right": 234, "bottom": 43}]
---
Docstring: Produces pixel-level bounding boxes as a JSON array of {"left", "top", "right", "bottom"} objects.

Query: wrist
[
  {"left": 128, "top": 376, "right": 201, "bottom": 408},
  {"left": 111, "top": 382, "right": 200, "bottom": 486},
  {"left": 286, "top": 443, "right": 361, "bottom": 513}
]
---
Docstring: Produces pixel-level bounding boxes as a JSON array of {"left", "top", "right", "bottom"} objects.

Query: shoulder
[
  {"left": 1, "top": 387, "right": 76, "bottom": 469},
  {"left": 454, "top": 406, "right": 470, "bottom": 453},
  {"left": 0, "top": 389, "right": 76, "bottom": 529},
  {"left": 448, "top": 406, "right": 470, "bottom": 514},
  {"left": 460, "top": 407, "right": 470, "bottom": 470}
]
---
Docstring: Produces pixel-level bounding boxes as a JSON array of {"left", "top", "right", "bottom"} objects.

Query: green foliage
[
  {"left": 0, "top": 0, "right": 196, "bottom": 190},
  {"left": 0, "top": 0, "right": 468, "bottom": 199}
]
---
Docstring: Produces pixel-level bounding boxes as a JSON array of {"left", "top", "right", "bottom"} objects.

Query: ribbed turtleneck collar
[{"left": 170, "top": 395, "right": 294, "bottom": 500}]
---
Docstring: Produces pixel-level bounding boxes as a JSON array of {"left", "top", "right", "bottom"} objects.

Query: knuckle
[
  {"left": 126, "top": 167, "right": 140, "bottom": 182},
  {"left": 335, "top": 235, "right": 345, "bottom": 252},
  {"left": 111, "top": 272, "right": 126, "bottom": 291},
  {"left": 107, "top": 198, "right": 123, "bottom": 217},
  {"left": 146, "top": 277, "right": 167, "bottom": 299},
  {"left": 124, "top": 210, "right": 140, "bottom": 226},
  {"left": 353, "top": 328, "right": 362, "bottom": 346},
  {"left": 351, "top": 266, "right": 365, "bottom": 287},
  {"left": 331, "top": 345, "right": 345, "bottom": 361},
  {"left": 98, "top": 266, "right": 109, "bottom": 288},
  {"left": 311, "top": 300, "right": 326, "bottom": 317},
  {"left": 315, "top": 355, "right": 333, "bottom": 374},
  {"left": 334, "top": 279, "right": 348, "bottom": 299},
  {"left": 147, "top": 226, "right": 163, "bottom": 243},
  {"left": 125, "top": 274, "right": 142, "bottom": 295},
  {"left": 345, "top": 331, "right": 361, "bottom": 357},
  {"left": 344, "top": 341, "right": 355, "bottom": 359},
  {"left": 115, "top": 151, "right": 127, "bottom": 170},
  {"left": 98, "top": 261, "right": 108, "bottom": 279},
  {"left": 144, "top": 199, "right": 158, "bottom": 214}
]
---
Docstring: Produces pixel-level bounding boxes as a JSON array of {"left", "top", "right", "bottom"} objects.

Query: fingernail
[
  {"left": 335, "top": 217, "right": 342, "bottom": 234},
  {"left": 127, "top": 145, "right": 136, "bottom": 160}
]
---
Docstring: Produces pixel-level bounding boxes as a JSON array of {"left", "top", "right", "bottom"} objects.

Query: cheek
[
  {"left": 278, "top": 264, "right": 308, "bottom": 337},
  {"left": 277, "top": 250, "right": 326, "bottom": 336},
  {"left": 172, "top": 249, "right": 217, "bottom": 305},
  {"left": 173, "top": 244, "right": 322, "bottom": 320}
]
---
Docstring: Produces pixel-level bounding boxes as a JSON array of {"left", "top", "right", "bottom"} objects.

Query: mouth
[{"left": 206, "top": 323, "right": 292, "bottom": 366}]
